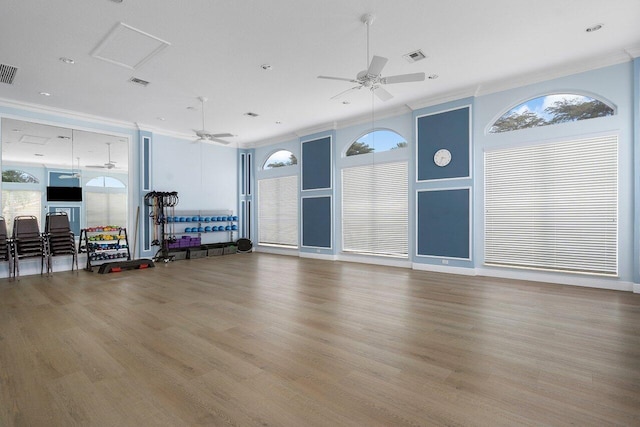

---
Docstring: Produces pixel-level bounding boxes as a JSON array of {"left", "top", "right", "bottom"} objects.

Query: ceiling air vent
[
  {"left": 403, "top": 50, "right": 427, "bottom": 63},
  {"left": 129, "top": 77, "right": 149, "bottom": 87},
  {"left": 0, "top": 63, "right": 18, "bottom": 84}
]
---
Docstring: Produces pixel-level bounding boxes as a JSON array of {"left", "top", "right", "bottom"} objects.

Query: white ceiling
[{"left": 0, "top": 0, "right": 638, "bottom": 147}]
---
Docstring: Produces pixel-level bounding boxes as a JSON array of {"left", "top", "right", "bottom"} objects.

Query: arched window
[
  {"left": 346, "top": 129, "right": 407, "bottom": 156},
  {"left": 263, "top": 150, "right": 297, "bottom": 169},
  {"left": 489, "top": 93, "right": 614, "bottom": 133},
  {"left": 2, "top": 169, "right": 39, "bottom": 183},
  {"left": 86, "top": 176, "right": 126, "bottom": 188}
]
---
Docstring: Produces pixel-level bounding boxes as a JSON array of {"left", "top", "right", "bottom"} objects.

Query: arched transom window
[
  {"left": 263, "top": 150, "right": 297, "bottom": 169},
  {"left": 489, "top": 93, "right": 614, "bottom": 133},
  {"left": 346, "top": 130, "right": 407, "bottom": 156}
]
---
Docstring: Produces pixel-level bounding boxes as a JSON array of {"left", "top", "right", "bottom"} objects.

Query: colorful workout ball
[
  {"left": 231, "top": 225, "right": 238, "bottom": 230},
  {"left": 185, "top": 227, "right": 192, "bottom": 233},
  {"left": 179, "top": 217, "right": 186, "bottom": 222},
  {"left": 204, "top": 226, "right": 212, "bottom": 232},
  {"left": 218, "top": 226, "right": 225, "bottom": 231},
  {"left": 167, "top": 217, "right": 173, "bottom": 222},
  {"left": 215, "top": 216, "right": 221, "bottom": 221},
  {"left": 191, "top": 216, "right": 198, "bottom": 221},
  {"left": 204, "top": 217, "right": 210, "bottom": 222},
  {"left": 221, "top": 216, "right": 227, "bottom": 221},
  {"left": 198, "top": 227, "right": 204, "bottom": 232},
  {"left": 224, "top": 225, "right": 231, "bottom": 231}
]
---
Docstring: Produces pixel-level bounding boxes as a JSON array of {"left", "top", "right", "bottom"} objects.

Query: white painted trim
[
  {"left": 300, "top": 135, "right": 333, "bottom": 191},
  {"left": 299, "top": 252, "right": 337, "bottom": 261},
  {"left": 412, "top": 262, "right": 477, "bottom": 276},
  {"left": 254, "top": 245, "right": 299, "bottom": 257},
  {"left": 338, "top": 253, "right": 411, "bottom": 268},
  {"left": 415, "top": 104, "right": 472, "bottom": 183},
  {"left": 415, "top": 187, "right": 473, "bottom": 261},
  {"left": 634, "top": 283, "right": 640, "bottom": 294},
  {"left": 624, "top": 45, "right": 640, "bottom": 58},
  {"left": 300, "top": 195, "right": 333, "bottom": 250},
  {"left": 407, "top": 87, "right": 477, "bottom": 112},
  {"left": 477, "top": 267, "right": 634, "bottom": 292}
]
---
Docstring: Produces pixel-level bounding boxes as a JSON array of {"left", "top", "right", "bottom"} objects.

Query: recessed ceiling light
[
  {"left": 186, "top": 106, "right": 196, "bottom": 110},
  {"left": 428, "top": 74, "right": 439, "bottom": 80},
  {"left": 157, "top": 117, "right": 166, "bottom": 121},
  {"left": 586, "top": 23, "right": 603, "bottom": 33},
  {"left": 342, "top": 101, "right": 351, "bottom": 105},
  {"left": 57, "top": 135, "right": 71, "bottom": 140},
  {"left": 39, "top": 91, "right": 51, "bottom": 96},
  {"left": 109, "top": 0, "right": 123, "bottom": 3},
  {"left": 275, "top": 121, "right": 282, "bottom": 124},
  {"left": 11, "top": 129, "right": 20, "bottom": 133},
  {"left": 244, "top": 112, "right": 259, "bottom": 117},
  {"left": 260, "top": 64, "right": 273, "bottom": 71},
  {"left": 34, "top": 153, "right": 44, "bottom": 157},
  {"left": 59, "top": 57, "right": 75, "bottom": 64}
]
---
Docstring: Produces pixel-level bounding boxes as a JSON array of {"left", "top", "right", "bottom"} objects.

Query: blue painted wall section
[
  {"left": 417, "top": 188, "right": 470, "bottom": 259},
  {"left": 302, "top": 136, "right": 332, "bottom": 190},
  {"left": 417, "top": 106, "right": 470, "bottom": 181},
  {"left": 302, "top": 196, "right": 332, "bottom": 248}
]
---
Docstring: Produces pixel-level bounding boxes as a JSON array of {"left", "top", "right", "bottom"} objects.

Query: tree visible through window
[
  {"left": 2, "top": 170, "right": 39, "bottom": 183},
  {"left": 263, "top": 150, "right": 297, "bottom": 169},
  {"left": 346, "top": 130, "right": 407, "bottom": 156},
  {"left": 489, "top": 94, "right": 614, "bottom": 133}
]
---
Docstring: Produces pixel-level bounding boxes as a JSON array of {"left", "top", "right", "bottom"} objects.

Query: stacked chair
[
  {"left": 11, "top": 215, "right": 46, "bottom": 278},
  {"left": 45, "top": 212, "right": 78, "bottom": 273},
  {"left": 0, "top": 217, "right": 13, "bottom": 278}
]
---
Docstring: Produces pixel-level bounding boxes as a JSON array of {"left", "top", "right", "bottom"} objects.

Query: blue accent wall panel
[
  {"left": 417, "top": 107, "right": 470, "bottom": 181},
  {"left": 417, "top": 189, "right": 470, "bottom": 258},
  {"left": 302, "top": 196, "right": 331, "bottom": 248},
  {"left": 302, "top": 137, "right": 331, "bottom": 190},
  {"left": 49, "top": 171, "right": 79, "bottom": 187}
]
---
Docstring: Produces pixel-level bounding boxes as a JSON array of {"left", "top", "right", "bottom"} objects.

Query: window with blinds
[
  {"left": 484, "top": 135, "right": 618, "bottom": 275},
  {"left": 258, "top": 175, "right": 298, "bottom": 247},
  {"left": 2, "top": 190, "right": 42, "bottom": 233},
  {"left": 85, "top": 192, "right": 127, "bottom": 228},
  {"left": 342, "top": 161, "right": 408, "bottom": 257}
]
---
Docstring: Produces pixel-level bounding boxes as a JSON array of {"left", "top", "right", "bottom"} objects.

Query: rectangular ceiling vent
[
  {"left": 0, "top": 63, "right": 18, "bottom": 84},
  {"left": 129, "top": 77, "right": 149, "bottom": 87},
  {"left": 403, "top": 50, "right": 427, "bottom": 63}
]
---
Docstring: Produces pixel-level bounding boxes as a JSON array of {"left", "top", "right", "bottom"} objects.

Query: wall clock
[{"left": 433, "top": 148, "right": 451, "bottom": 167}]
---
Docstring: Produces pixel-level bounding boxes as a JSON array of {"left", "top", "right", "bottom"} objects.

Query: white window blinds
[
  {"left": 484, "top": 135, "right": 618, "bottom": 275},
  {"left": 342, "top": 161, "right": 408, "bottom": 257},
  {"left": 85, "top": 192, "right": 127, "bottom": 228},
  {"left": 258, "top": 175, "right": 298, "bottom": 247}
]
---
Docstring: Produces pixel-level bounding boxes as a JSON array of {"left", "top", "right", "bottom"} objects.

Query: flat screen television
[{"left": 46, "top": 186, "right": 82, "bottom": 202}]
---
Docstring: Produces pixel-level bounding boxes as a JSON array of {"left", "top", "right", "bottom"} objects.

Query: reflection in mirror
[{"left": 1, "top": 118, "right": 129, "bottom": 233}]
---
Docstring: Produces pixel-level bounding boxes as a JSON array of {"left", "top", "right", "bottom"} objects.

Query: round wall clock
[{"left": 433, "top": 148, "right": 452, "bottom": 167}]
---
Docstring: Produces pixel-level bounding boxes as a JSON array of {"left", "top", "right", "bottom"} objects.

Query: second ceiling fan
[{"left": 318, "top": 14, "right": 425, "bottom": 101}]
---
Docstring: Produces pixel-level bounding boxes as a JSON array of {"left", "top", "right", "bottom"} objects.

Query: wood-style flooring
[{"left": 1, "top": 253, "right": 639, "bottom": 426}]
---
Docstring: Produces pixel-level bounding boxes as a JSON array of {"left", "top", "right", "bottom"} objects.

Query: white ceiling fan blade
[
  {"left": 86, "top": 165, "right": 107, "bottom": 169},
  {"left": 211, "top": 133, "right": 234, "bottom": 138},
  {"left": 330, "top": 86, "right": 362, "bottom": 100},
  {"left": 374, "top": 86, "right": 393, "bottom": 101},
  {"left": 382, "top": 72, "right": 426, "bottom": 84},
  {"left": 318, "top": 76, "right": 359, "bottom": 83},
  {"left": 367, "top": 55, "right": 388, "bottom": 77}
]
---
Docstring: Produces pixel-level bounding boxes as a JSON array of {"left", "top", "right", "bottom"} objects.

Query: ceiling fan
[
  {"left": 318, "top": 13, "right": 425, "bottom": 101},
  {"left": 60, "top": 157, "right": 81, "bottom": 179},
  {"left": 87, "top": 142, "right": 117, "bottom": 169},
  {"left": 59, "top": 130, "right": 81, "bottom": 179},
  {"left": 193, "top": 96, "right": 234, "bottom": 145}
]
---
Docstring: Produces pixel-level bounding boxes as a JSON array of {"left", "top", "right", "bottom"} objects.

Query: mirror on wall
[{"left": 1, "top": 118, "right": 129, "bottom": 234}]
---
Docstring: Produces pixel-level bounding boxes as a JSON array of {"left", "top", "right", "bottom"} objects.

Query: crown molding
[
  {"left": 406, "top": 87, "right": 478, "bottom": 111},
  {"left": 0, "top": 96, "right": 136, "bottom": 131},
  {"left": 624, "top": 44, "right": 640, "bottom": 58},
  {"left": 133, "top": 122, "right": 193, "bottom": 141},
  {"left": 475, "top": 48, "right": 634, "bottom": 97}
]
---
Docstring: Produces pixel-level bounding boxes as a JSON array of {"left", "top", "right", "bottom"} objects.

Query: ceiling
[
  {"left": 0, "top": 0, "right": 638, "bottom": 147},
  {"left": 1, "top": 118, "right": 128, "bottom": 172}
]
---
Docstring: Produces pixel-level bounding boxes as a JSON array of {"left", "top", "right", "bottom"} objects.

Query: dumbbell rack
[{"left": 79, "top": 227, "right": 131, "bottom": 271}]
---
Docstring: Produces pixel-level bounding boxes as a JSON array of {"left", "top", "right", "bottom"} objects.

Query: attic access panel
[{"left": 91, "top": 22, "right": 170, "bottom": 70}]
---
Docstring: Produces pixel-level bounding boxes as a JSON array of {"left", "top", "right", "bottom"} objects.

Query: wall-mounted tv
[{"left": 46, "top": 186, "right": 82, "bottom": 202}]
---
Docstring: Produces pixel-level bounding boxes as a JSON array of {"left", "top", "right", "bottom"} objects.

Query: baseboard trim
[
  {"left": 634, "top": 283, "right": 640, "bottom": 294},
  {"left": 477, "top": 267, "right": 634, "bottom": 292},
  {"left": 337, "top": 254, "right": 412, "bottom": 268},
  {"left": 299, "top": 252, "right": 337, "bottom": 261},
  {"left": 412, "top": 263, "right": 477, "bottom": 276},
  {"left": 254, "top": 246, "right": 299, "bottom": 257}
]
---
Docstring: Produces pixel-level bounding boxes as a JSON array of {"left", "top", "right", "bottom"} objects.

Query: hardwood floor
[{"left": 1, "top": 253, "right": 639, "bottom": 426}]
